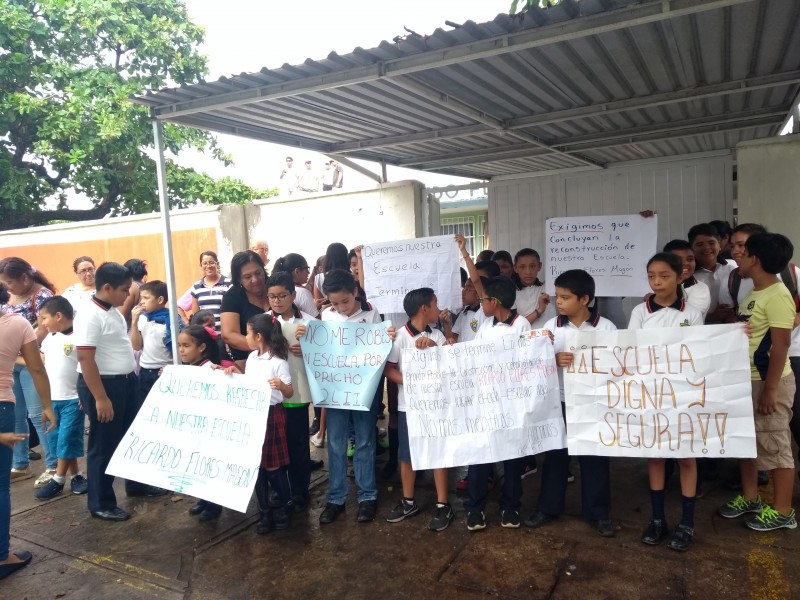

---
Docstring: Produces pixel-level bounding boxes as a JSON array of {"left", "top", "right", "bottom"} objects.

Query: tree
[
  {"left": 0, "top": 0, "right": 272, "bottom": 231},
  {"left": 510, "top": 0, "right": 562, "bottom": 14}
]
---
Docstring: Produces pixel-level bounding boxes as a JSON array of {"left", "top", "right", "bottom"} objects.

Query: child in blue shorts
[{"left": 35, "top": 296, "right": 88, "bottom": 499}]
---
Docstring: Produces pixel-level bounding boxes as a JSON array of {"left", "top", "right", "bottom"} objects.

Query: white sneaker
[
  {"left": 310, "top": 432, "right": 325, "bottom": 448},
  {"left": 34, "top": 469, "right": 57, "bottom": 488}
]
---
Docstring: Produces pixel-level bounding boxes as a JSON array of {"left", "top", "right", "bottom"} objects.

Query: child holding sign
[
  {"left": 512, "top": 248, "right": 553, "bottom": 328},
  {"left": 525, "top": 270, "right": 617, "bottom": 536},
  {"left": 629, "top": 253, "right": 704, "bottom": 551},
  {"left": 384, "top": 288, "right": 453, "bottom": 531}
]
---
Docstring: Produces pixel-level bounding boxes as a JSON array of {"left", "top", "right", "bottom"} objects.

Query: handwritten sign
[
  {"left": 106, "top": 366, "right": 269, "bottom": 512},
  {"left": 545, "top": 214, "right": 657, "bottom": 297},
  {"left": 564, "top": 324, "right": 755, "bottom": 458},
  {"left": 300, "top": 319, "right": 392, "bottom": 411},
  {"left": 404, "top": 331, "right": 565, "bottom": 470},
  {"left": 362, "top": 235, "right": 461, "bottom": 313}
]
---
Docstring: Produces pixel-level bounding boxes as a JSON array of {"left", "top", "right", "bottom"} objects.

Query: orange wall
[{"left": 0, "top": 228, "right": 218, "bottom": 297}]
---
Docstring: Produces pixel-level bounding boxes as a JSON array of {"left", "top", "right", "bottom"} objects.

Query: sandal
[{"left": 0, "top": 551, "right": 33, "bottom": 580}]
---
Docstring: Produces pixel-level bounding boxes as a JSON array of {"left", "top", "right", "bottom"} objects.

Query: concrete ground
[{"left": 4, "top": 431, "right": 799, "bottom": 600}]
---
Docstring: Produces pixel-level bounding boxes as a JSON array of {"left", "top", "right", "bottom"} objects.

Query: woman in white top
[{"left": 61, "top": 256, "right": 96, "bottom": 312}]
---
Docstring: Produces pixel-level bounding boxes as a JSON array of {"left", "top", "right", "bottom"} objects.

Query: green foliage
[
  {"left": 510, "top": 0, "right": 562, "bottom": 14},
  {"left": 0, "top": 0, "right": 263, "bottom": 230}
]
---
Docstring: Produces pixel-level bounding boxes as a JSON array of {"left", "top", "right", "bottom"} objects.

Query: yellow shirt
[{"left": 738, "top": 282, "right": 794, "bottom": 380}]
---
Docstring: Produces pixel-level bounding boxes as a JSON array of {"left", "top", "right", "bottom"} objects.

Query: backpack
[{"left": 728, "top": 263, "right": 800, "bottom": 312}]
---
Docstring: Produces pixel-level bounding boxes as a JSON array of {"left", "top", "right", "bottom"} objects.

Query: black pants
[
  {"left": 284, "top": 404, "right": 311, "bottom": 500},
  {"left": 536, "top": 406, "right": 610, "bottom": 520},
  {"left": 122, "top": 367, "right": 163, "bottom": 495},
  {"left": 464, "top": 457, "right": 524, "bottom": 513},
  {"left": 78, "top": 373, "right": 138, "bottom": 512}
]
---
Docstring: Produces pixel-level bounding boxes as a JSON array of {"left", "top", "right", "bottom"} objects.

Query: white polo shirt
[
  {"left": 137, "top": 314, "right": 173, "bottom": 369},
  {"left": 694, "top": 259, "right": 736, "bottom": 313},
  {"left": 387, "top": 321, "right": 446, "bottom": 412},
  {"left": 74, "top": 297, "right": 136, "bottom": 375},
  {"left": 41, "top": 328, "right": 79, "bottom": 400},
  {"left": 475, "top": 310, "right": 532, "bottom": 340},
  {"left": 513, "top": 283, "right": 554, "bottom": 328},
  {"left": 294, "top": 287, "right": 319, "bottom": 318},
  {"left": 681, "top": 276, "right": 711, "bottom": 320},
  {"left": 244, "top": 350, "right": 291, "bottom": 406},
  {"left": 452, "top": 305, "right": 485, "bottom": 343},
  {"left": 628, "top": 297, "right": 704, "bottom": 330},
  {"left": 544, "top": 308, "right": 617, "bottom": 402},
  {"left": 320, "top": 303, "right": 381, "bottom": 324},
  {"left": 270, "top": 306, "right": 316, "bottom": 324}
]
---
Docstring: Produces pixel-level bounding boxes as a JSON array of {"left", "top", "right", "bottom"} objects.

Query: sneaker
[
  {"left": 466, "top": 511, "right": 486, "bottom": 531},
  {"left": 70, "top": 474, "right": 89, "bottom": 495},
  {"left": 34, "top": 469, "right": 57, "bottom": 488},
  {"left": 501, "top": 509, "right": 521, "bottom": 528},
  {"left": 310, "top": 432, "right": 324, "bottom": 448},
  {"left": 456, "top": 477, "right": 468, "bottom": 492},
  {"left": 745, "top": 506, "right": 797, "bottom": 532},
  {"left": 34, "top": 478, "right": 64, "bottom": 500},
  {"left": 385, "top": 500, "right": 420, "bottom": 523},
  {"left": 718, "top": 494, "right": 764, "bottom": 519},
  {"left": 346, "top": 439, "right": 356, "bottom": 459},
  {"left": 521, "top": 464, "right": 538, "bottom": 479},
  {"left": 10, "top": 467, "right": 32, "bottom": 482},
  {"left": 429, "top": 503, "right": 455, "bottom": 532}
]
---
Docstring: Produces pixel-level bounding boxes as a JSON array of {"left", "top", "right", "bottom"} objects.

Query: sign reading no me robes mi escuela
[
  {"left": 106, "top": 366, "right": 270, "bottom": 512},
  {"left": 362, "top": 235, "right": 462, "bottom": 314},
  {"left": 404, "top": 331, "right": 566, "bottom": 470},
  {"left": 300, "top": 319, "right": 392, "bottom": 411},
  {"left": 564, "top": 324, "right": 756, "bottom": 459}
]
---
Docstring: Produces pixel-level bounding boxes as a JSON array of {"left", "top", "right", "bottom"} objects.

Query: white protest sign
[
  {"left": 404, "top": 331, "right": 565, "bottom": 470},
  {"left": 107, "top": 365, "right": 270, "bottom": 512},
  {"left": 280, "top": 321, "right": 312, "bottom": 406},
  {"left": 564, "top": 324, "right": 755, "bottom": 458},
  {"left": 545, "top": 213, "right": 657, "bottom": 297},
  {"left": 362, "top": 235, "right": 461, "bottom": 313}
]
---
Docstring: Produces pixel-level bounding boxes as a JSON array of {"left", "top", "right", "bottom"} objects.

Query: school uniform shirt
[
  {"left": 474, "top": 310, "right": 532, "bottom": 341},
  {"left": 245, "top": 350, "right": 292, "bottom": 405},
  {"left": 738, "top": 282, "right": 795, "bottom": 381},
  {"left": 694, "top": 260, "right": 735, "bottom": 313},
  {"left": 719, "top": 265, "right": 800, "bottom": 358},
  {"left": 320, "top": 304, "right": 382, "bottom": 324},
  {"left": 543, "top": 308, "right": 617, "bottom": 402},
  {"left": 513, "top": 283, "right": 555, "bottom": 328},
  {"left": 386, "top": 322, "right": 446, "bottom": 412},
  {"left": 452, "top": 305, "right": 485, "bottom": 343},
  {"left": 627, "top": 296, "right": 704, "bottom": 330},
  {"left": 190, "top": 275, "right": 232, "bottom": 330},
  {"left": 41, "top": 328, "right": 79, "bottom": 400},
  {"left": 681, "top": 276, "right": 711, "bottom": 320},
  {"left": 74, "top": 297, "right": 136, "bottom": 375},
  {"left": 294, "top": 286, "right": 319, "bottom": 317},
  {"left": 137, "top": 313, "right": 173, "bottom": 369}
]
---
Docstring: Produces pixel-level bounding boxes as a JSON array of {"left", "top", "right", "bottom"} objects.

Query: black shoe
[
  {"left": 188, "top": 500, "right": 207, "bottom": 516},
  {"left": 381, "top": 460, "right": 398, "bottom": 480},
  {"left": 199, "top": 504, "right": 222, "bottom": 522},
  {"left": 91, "top": 507, "right": 131, "bottom": 521},
  {"left": 593, "top": 519, "right": 615, "bottom": 537},
  {"left": 127, "top": 485, "right": 171, "bottom": 498},
  {"left": 273, "top": 507, "right": 291, "bottom": 530},
  {"left": 309, "top": 459, "right": 324, "bottom": 471},
  {"left": 308, "top": 419, "right": 320, "bottom": 436},
  {"left": 641, "top": 519, "right": 669, "bottom": 545},
  {"left": 28, "top": 449, "right": 41, "bottom": 461},
  {"left": 292, "top": 495, "right": 309, "bottom": 512},
  {"left": 667, "top": 524, "right": 693, "bottom": 552},
  {"left": 319, "top": 502, "right": 345, "bottom": 525},
  {"left": 257, "top": 511, "right": 274, "bottom": 535},
  {"left": 524, "top": 511, "right": 556, "bottom": 529},
  {"left": 357, "top": 500, "right": 377, "bottom": 523}
]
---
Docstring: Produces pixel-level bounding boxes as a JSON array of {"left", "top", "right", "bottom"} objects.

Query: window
[{"left": 441, "top": 215, "right": 486, "bottom": 259}]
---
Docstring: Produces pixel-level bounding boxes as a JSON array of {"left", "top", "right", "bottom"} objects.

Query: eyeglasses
[
  {"left": 77, "top": 268, "right": 95, "bottom": 275},
  {"left": 200, "top": 262, "right": 218, "bottom": 267},
  {"left": 267, "top": 293, "right": 291, "bottom": 301},
  {"left": 478, "top": 296, "right": 503, "bottom": 306}
]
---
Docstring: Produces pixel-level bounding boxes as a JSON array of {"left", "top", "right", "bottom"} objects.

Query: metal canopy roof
[{"left": 133, "top": 0, "right": 800, "bottom": 180}]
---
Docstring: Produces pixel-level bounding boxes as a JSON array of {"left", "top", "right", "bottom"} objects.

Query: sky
[{"left": 173, "top": 0, "right": 513, "bottom": 192}]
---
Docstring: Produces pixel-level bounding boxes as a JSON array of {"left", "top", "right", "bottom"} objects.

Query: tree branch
[
  {"left": 11, "top": 156, "right": 66, "bottom": 188},
  {"left": 3, "top": 205, "right": 112, "bottom": 230}
]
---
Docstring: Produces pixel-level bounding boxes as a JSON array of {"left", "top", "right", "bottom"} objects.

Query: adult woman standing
[
  {"left": 61, "top": 256, "right": 96, "bottom": 312},
  {"left": 220, "top": 251, "right": 270, "bottom": 369},
  {"left": 120, "top": 258, "right": 148, "bottom": 327},
  {"left": 191, "top": 251, "right": 231, "bottom": 331},
  {"left": 0, "top": 282, "right": 55, "bottom": 580},
  {"left": 0, "top": 258, "right": 57, "bottom": 486}
]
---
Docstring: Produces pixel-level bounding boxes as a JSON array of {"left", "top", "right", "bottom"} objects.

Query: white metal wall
[{"left": 489, "top": 154, "right": 734, "bottom": 257}]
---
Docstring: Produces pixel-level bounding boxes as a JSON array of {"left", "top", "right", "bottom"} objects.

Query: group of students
[{"left": 1, "top": 217, "right": 797, "bottom": 571}]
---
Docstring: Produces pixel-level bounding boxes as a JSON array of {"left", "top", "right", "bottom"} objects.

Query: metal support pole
[{"left": 152, "top": 119, "right": 181, "bottom": 365}]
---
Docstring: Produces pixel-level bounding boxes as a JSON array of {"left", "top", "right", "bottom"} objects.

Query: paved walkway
[{"left": 5, "top": 444, "right": 799, "bottom": 599}]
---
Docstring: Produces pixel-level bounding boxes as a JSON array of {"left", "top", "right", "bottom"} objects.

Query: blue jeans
[
  {"left": 325, "top": 395, "right": 379, "bottom": 505},
  {"left": 1, "top": 401, "right": 15, "bottom": 560},
  {"left": 13, "top": 364, "right": 55, "bottom": 470}
]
